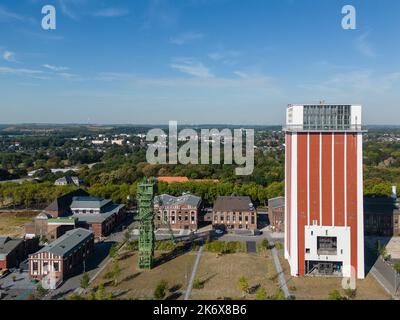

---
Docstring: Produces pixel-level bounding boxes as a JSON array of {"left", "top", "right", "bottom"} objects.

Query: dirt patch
[
  {"left": 91, "top": 250, "right": 197, "bottom": 300},
  {"left": 0, "top": 211, "right": 38, "bottom": 237}
]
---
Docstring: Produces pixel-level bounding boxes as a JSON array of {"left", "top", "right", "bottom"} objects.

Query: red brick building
[
  {"left": 154, "top": 194, "right": 202, "bottom": 231},
  {"left": 212, "top": 196, "right": 257, "bottom": 231},
  {"left": 29, "top": 228, "right": 94, "bottom": 288},
  {"left": 0, "top": 237, "right": 39, "bottom": 271}
]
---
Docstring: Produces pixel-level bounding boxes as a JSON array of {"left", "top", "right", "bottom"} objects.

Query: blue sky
[{"left": 0, "top": 0, "right": 399, "bottom": 125}]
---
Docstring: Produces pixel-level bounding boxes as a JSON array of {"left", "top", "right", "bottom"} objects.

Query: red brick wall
[{"left": 0, "top": 259, "right": 7, "bottom": 270}]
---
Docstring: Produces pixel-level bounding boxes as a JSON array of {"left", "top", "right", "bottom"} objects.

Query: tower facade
[{"left": 284, "top": 104, "right": 365, "bottom": 279}]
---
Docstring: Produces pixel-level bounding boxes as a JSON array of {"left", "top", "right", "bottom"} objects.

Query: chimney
[{"left": 392, "top": 186, "right": 397, "bottom": 200}]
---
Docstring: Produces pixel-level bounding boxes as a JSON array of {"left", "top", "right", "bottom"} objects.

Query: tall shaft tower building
[{"left": 284, "top": 104, "right": 365, "bottom": 279}]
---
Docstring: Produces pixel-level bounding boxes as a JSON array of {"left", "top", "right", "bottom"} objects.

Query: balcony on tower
[{"left": 283, "top": 104, "right": 367, "bottom": 133}]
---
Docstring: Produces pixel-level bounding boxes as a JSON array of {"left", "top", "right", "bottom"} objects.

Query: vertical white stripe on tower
[
  {"left": 291, "top": 133, "right": 298, "bottom": 276},
  {"left": 307, "top": 132, "right": 310, "bottom": 226},
  {"left": 357, "top": 132, "right": 365, "bottom": 279},
  {"left": 284, "top": 134, "right": 288, "bottom": 259},
  {"left": 332, "top": 133, "right": 335, "bottom": 226},
  {"left": 319, "top": 132, "right": 322, "bottom": 225},
  {"left": 344, "top": 133, "right": 348, "bottom": 227}
]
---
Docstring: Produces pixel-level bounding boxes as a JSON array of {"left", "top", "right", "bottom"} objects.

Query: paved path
[
  {"left": 184, "top": 245, "right": 204, "bottom": 300},
  {"left": 265, "top": 233, "right": 291, "bottom": 299}
]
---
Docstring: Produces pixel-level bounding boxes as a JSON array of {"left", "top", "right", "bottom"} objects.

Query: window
[
  {"left": 54, "top": 262, "right": 60, "bottom": 272},
  {"left": 306, "top": 248, "right": 310, "bottom": 254},
  {"left": 33, "top": 262, "right": 38, "bottom": 271},
  {"left": 317, "top": 237, "right": 337, "bottom": 255}
]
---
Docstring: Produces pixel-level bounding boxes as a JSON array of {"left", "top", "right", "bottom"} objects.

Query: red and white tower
[{"left": 284, "top": 104, "right": 365, "bottom": 279}]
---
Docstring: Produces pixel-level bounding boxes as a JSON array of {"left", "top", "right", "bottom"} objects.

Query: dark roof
[
  {"left": 154, "top": 194, "right": 202, "bottom": 208},
  {"left": 364, "top": 197, "right": 399, "bottom": 215},
  {"left": 268, "top": 196, "right": 285, "bottom": 209},
  {"left": 213, "top": 196, "right": 254, "bottom": 212},
  {"left": 45, "top": 189, "right": 89, "bottom": 214},
  {"left": 0, "top": 237, "right": 23, "bottom": 257},
  {"left": 35, "top": 228, "right": 93, "bottom": 258},
  {"left": 70, "top": 196, "right": 112, "bottom": 210}
]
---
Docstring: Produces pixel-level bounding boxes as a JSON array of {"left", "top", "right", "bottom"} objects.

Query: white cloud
[
  {"left": 356, "top": 33, "right": 376, "bottom": 58},
  {"left": 93, "top": 8, "right": 130, "bottom": 17},
  {"left": 170, "top": 32, "right": 205, "bottom": 45},
  {"left": 170, "top": 59, "right": 213, "bottom": 78},
  {"left": 42, "top": 64, "right": 70, "bottom": 72},
  {"left": 0, "top": 6, "right": 25, "bottom": 21},
  {"left": 3, "top": 51, "right": 16, "bottom": 62},
  {"left": 0, "top": 66, "right": 46, "bottom": 79}
]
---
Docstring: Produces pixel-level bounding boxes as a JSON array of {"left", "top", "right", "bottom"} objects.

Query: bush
[
  {"left": 204, "top": 241, "right": 244, "bottom": 254},
  {"left": 154, "top": 280, "right": 168, "bottom": 300},
  {"left": 255, "top": 287, "right": 267, "bottom": 300},
  {"left": 261, "top": 239, "right": 269, "bottom": 249},
  {"left": 193, "top": 279, "right": 204, "bottom": 290},
  {"left": 274, "top": 242, "right": 283, "bottom": 250},
  {"left": 328, "top": 290, "right": 344, "bottom": 300}
]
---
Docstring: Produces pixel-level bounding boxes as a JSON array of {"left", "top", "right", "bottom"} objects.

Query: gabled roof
[
  {"left": 0, "top": 237, "right": 23, "bottom": 255},
  {"left": 44, "top": 189, "right": 89, "bottom": 214},
  {"left": 213, "top": 196, "right": 254, "bottom": 212},
  {"left": 70, "top": 196, "right": 112, "bottom": 210},
  {"left": 34, "top": 228, "right": 93, "bottom": 258},
  {"left": 157, "top": 177, "right": 190, "bottom": 183},
  {"left": 154, "top": 194, "right": 202, "bottom": 208},
  {"left": 268, "top": 196, "right": 285, "bottom": 209}
]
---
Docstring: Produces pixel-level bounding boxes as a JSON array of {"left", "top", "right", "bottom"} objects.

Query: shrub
[
  {"left": 328, "top": 290, "right": 344, "bottom": 300},
  {"left": 154, "top": 280, "right": 168, "bottom": 300},
  {"left": 255, "top": 287, "right": 267, "bottom": 300},
  {"left": 193, "top": 279, "right": 204, "bottom": 290}
]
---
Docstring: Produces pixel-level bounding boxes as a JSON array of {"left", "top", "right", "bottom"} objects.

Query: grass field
[
  {"left": 278, "top": 255, "right": 392, "bottom": 300},
  {"left": 191, "top": 250, "right": 281, "bottom": 300},
  {"left": 90, "top": 249, "right": 197, "bottom": 300},
  {"left": 0, "top": 211, "right": 37, "bottom": 237}
]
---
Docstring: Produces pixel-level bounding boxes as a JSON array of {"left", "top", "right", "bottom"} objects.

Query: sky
[{"left": 0, "top": 0, "right": 399, "bottom": 125}]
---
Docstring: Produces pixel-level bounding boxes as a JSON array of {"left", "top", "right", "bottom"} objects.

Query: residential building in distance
[
  {"left": 268, "top": 196, "right": 285, "bottom": 232},
  {"left": 54, "top": 176, "right": 84, "bottom": 186},
  {"left": 0, "top": 237, "right": 39, "bottom": 271},
  {"left": 154, "top": 194, "right": 202, "bottom": 231},
  {"left": 212, "top": 196, "right": 257, "bottom": 231},
  {"left": 28, "top": 228, "right": 94, "bottom": 289},
  {"left": 284, "top": 104, "right": 365, "bottom": 279}
]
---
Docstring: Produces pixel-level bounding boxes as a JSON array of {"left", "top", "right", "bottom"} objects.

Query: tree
[
  {"left": 328, "top": 290, "right": 344, "bottom": 300},
  {"left": 111, "top": 262, "right": 122, "bottom": 286},
  {"left": 193, "top": 279, "right": 204, "bottom": 290},
  {"left": 108, "top": 243, "right": 119, "bottom": 259},
  {"left": 394, "top": 262, "right": 400, "bottom": 274},
  {"left": 153, "top": 280, "right": 168, "bottom": 300},
  {"left": 255, "top": 287, "right": 267, "bottom": 300},
  {"left": 344, "top": 288, "right": 357, "bottom": 300},
  {"left": 36, "top": 284, "right": 49, "bottom": 299},
  {"left": 238, "top": 276, "right": 249, "bottom": 297},
  {"left": 80, "top": 272, "right": 90, "bottom": 290}
]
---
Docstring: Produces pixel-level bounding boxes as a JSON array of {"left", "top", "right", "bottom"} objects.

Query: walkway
[
  {"left": 184, "top": 245, "right": 204, "bottom": 300},
  {"left": 265, "top": 233, "right": 291, "bottom": 299}
]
